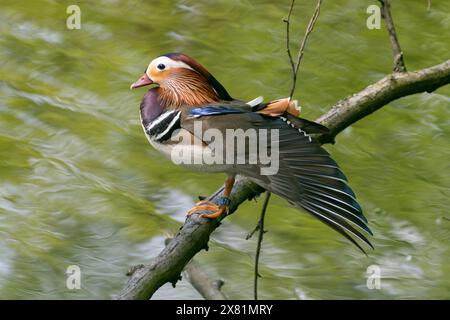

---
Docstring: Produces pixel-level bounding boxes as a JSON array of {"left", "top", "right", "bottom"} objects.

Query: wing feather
[{"left": 180, "top": 105, "right": 372, "bottom": 252}]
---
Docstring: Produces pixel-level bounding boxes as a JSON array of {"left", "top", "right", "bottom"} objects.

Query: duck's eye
[{"left": 157, "top": 63, "right": 166, "bottom": 70}]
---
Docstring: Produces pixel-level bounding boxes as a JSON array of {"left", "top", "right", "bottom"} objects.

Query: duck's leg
[{"left": 187, "top": 174, "right": 236, "bottom": 219}]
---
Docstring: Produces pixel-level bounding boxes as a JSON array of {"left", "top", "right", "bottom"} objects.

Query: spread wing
[{"left": 180, "top": 104, "right": 372, "bottom": 253}]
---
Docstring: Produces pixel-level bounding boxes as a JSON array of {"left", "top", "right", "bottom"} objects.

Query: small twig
[
  {"left": 284, "top": 0, "right": 322, "bottom": 99},
  {"left": 379, "top": 0, "right": 407, "bottom": 72},
  {"left": 126, "top": 264, "right": 144, "bottom": 276},
  {"left": 427, "top": 0, "right": 431, "bottom": 11},
  {"left": 251, "top": 0, "right": 323, "bottom": 300},
  {"left": 246, "top": 202, "right": 267, "bottom": 240},
  {"left": 253, "top": 191, "right": 271, "bottom": 300},
  {"left": 246, "top": 222, "right": 260, "bottom": 240},
  {"left": 284, "top": 0, "right": 296, "bottom": 78},
  {"left": 184, "top": 260, "right": 227, "bottom": 300}
]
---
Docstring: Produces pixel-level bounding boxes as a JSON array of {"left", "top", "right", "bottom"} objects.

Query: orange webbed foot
[{"left": 186, "top": 198, "right": 231, "bottom": 219}]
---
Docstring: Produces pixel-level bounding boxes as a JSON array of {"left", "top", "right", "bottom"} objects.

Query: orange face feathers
[{"left": 158, "top": 69, "right": 220, "bottom": 107}]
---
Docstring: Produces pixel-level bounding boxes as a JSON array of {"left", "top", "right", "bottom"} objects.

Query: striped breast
[
  {"left": 143, "top": 110, "right": 181, "bottom": 143},
  {"left": 140, "top": 109, "right": 233, "bottom": 173}
]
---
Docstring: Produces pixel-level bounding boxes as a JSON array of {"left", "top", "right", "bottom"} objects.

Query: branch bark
[{"left": 115, "top": 59, "right": 450, "bottom": 300}]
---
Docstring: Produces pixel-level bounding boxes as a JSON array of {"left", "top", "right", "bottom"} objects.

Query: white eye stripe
[{"left": 148, "top": 56, "right": 194, "bottom": 74}]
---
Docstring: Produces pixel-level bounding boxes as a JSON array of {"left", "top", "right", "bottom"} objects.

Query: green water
[{"left": 0, "top": 0, "right": 449, "bottom": 299}]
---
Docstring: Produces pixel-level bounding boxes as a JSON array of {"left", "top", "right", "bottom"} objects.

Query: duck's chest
[
  {"left": 142, "top": 110, "right": 181, "bottom": 143},
  {"left": 140, "top": 109, "right": 182, "bottom": 157},
  {"left": 140, "top": 110, "right": 230, "bottom": 173}
]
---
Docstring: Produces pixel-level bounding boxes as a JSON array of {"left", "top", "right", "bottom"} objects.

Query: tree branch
[
  {"left": 115, "top": 178, "right": 264, "bottom": 300},
  {"left": 379, "top": 0, "right": 407, "bottom": 72},
  {"left": 115, "top": 59, "right": 450, "bottom": 300},
  {"left": 316, "top": 59, "right": 450, "bottom": 144}
]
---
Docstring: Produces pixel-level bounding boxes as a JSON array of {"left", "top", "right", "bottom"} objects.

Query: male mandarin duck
[{"left": 131, "top": 53, "right": 372, "bottom": 253}]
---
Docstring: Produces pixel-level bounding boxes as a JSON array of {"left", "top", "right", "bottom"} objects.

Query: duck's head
[{"left": 131, "top": 53, "right": 232, "bottom": 106}]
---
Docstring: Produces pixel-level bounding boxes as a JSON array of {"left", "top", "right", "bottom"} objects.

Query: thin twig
[
  {"left": 253, "top": 191, "right": 271, "bottom": 300},
  {"left": 246, "top": 221, "right": 260, "bottom": 240},
  {"left": 284, "top": 0, "right": 296, "bottom": 78},
  {"left": 284, "top": 0, "right": 323, "bottom": 99},
  {"left": 379, "top": 0, "right": 407, "bottom": 72},
  {"left": 250, "top": 0, "right": 323, "bottom": 300}
]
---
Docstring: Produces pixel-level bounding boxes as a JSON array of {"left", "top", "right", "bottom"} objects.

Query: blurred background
[{"left": 0, "top": 0, "right": 449, "bottom": 299}]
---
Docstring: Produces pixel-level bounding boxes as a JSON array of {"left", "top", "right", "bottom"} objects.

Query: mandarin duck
[{"left": 131, "top": 53, "right": 372, "bottom": 253}]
